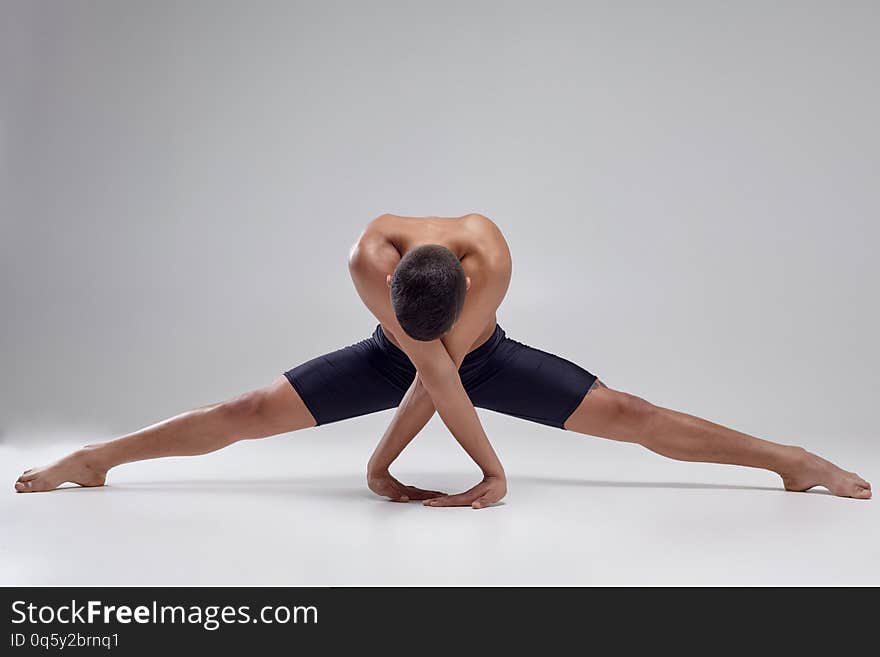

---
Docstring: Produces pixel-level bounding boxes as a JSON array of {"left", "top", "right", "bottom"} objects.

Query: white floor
[{"left": 2, "top": 414, "right": 878, "bottom": 586}]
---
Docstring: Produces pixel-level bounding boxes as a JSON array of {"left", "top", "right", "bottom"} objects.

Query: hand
[
  {"left": 423, "top": 474, "right": 507, "bottom": 509},
  {"left": 367, "top": 470, "right": 446, "bottom": 503}
]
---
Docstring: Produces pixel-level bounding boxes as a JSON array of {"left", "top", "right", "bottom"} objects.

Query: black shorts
[{"left": 283, "top": 324, "right": 597, "bottom": 429}]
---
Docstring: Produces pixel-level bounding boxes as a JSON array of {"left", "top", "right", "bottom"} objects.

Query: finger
[
  {"left": 403, "top": 486, "right": 447, "bottom": 500},
  {"left": 389, "top": 483, "right": 410, "bottom": 502},
  {"left": 471, "top": 491, "right": 495, "bottom": 509},
  {"left": 423, "top": 492, "right": 480, "bottom": 507},
  {"left": 423, "top": 481, "right": 488, "bottom": 507},
  {"left": 373, "top": 481, "right": 408, "bottom": 502},
  {"left": 402, "top": 491, "right": 439, "bottom": 501}
]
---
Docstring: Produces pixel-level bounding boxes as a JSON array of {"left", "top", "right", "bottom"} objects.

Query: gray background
[
  {"left": 3, "top": 0, "right": 879, "bottom": 588},
  {"left": 3, "top": 0, "right": 878, "bottom": 449}
]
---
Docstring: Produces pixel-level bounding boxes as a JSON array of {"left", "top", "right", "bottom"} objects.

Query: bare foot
[
  {"left": 781, "top": 448, "right": 871, "bottom": 499},
  {"left": 15, "top": 447, "right": 108, "bottom": 493}
]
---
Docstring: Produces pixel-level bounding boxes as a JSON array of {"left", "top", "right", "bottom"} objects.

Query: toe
[
  {"left": 18, "top": 471, "right": 38, "bottom": 482},
  {"left": 852, "top": 486, "right": 871, "bottom": 500},
  {"left": 14, "top": 481, "right": 32, "bottom": 492}
]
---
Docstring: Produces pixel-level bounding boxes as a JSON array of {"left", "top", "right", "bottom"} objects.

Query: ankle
[
  {"left": 776, "top": 445, "right": 811, "bottom": 476},
  {"left": 78, "top": 443, "right": 114, "bottom": 472}
]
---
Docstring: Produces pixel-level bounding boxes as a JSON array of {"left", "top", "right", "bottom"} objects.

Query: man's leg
[
  {"left": 14, "top": 376, "right": 316, "bottom": 493},
  {"left": 564, "top": 381, "right": 872, "bottom": 499}
]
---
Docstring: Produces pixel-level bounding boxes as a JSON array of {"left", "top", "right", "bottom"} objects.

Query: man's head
[{"left": 386, "top": 244, "right": 469, "bottom": 341}]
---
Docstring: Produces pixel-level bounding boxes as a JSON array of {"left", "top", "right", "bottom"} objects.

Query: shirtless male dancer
[{"left": 14, "top": 213, "right": 872, "bottom": 506}]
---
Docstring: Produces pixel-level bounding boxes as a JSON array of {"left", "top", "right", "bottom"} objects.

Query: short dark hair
[{"left": 390, "top": 244, "right": 467, "bottom": 341}]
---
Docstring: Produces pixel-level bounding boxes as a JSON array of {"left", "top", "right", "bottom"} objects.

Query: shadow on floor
[
  {"left": 49, "top": 475, "right": 372, "bottom": 501},
  {"left": 44, "top": 472, "right": 832, "bottom": 497},
  {"left": 512, "top": 475, "right": 832, "bottom": 495}
]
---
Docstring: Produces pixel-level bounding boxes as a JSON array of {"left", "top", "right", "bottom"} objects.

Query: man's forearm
[
  {"left": 367, "top": 335, "right": 478, "bottom": 474},
  {"left": 367, "top": 375, "right": 436, "bottom": 473},
  {"left": 418, "top": 364, "right": 505, "bottom": 477}
]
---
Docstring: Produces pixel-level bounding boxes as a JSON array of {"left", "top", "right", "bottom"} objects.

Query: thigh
[
  {"left": 464, "top": 332, "right": 598, "bottom": 429},
  {"left": 561, "top": 382, "right": 652, "bottom": 439},
  {"left": 282, "top": 330, "right": 415, "bottom": 426},
  {"left": 229, "top": 375, "right": 319, "bottom": 436}
]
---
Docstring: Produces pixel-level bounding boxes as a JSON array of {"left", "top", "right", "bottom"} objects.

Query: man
[{"left": 14, "top": 213, "right": 872, "bottom": 505}]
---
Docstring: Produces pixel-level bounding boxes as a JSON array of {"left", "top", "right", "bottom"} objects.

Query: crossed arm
[
  {"left": 349, "top": 229, "right": 511, "bottom": 509},
  {"left": 368, "top": 341, "right": 507, "bottom": 508}
]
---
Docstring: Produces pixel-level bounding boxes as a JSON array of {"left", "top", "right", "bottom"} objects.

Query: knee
[
  {"left": 607, "top": 391, "right": 658, "bottom": 435},
  {"left": 218, "top": 390, "right": 266, "bottom": 424}
]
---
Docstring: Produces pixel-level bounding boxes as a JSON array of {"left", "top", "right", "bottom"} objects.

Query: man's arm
[
  {"left": 348, "top": 223, "right": 445, "bottom": 501},
  {"left": 365, "top": 375, "right": 442, "bottom": 502},
  {"left": 349, "top": 216, "right": 511, "bottom": 507},
  {"left": 365, "top": 277, "right": 505, "bottom": 480},
  {"left": 366, "top": 259, "right": 511, "bottom": 504},
  {"left": 406, "top": 253, "right": 511, "bottom": 508},
  {"left": 401, "top": 338, "right": 507, "bottom": 509}
]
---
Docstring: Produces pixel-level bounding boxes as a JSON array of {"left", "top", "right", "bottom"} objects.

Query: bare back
[{"left": 348, "top": 213, "right": 512, "bottom": 362}]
